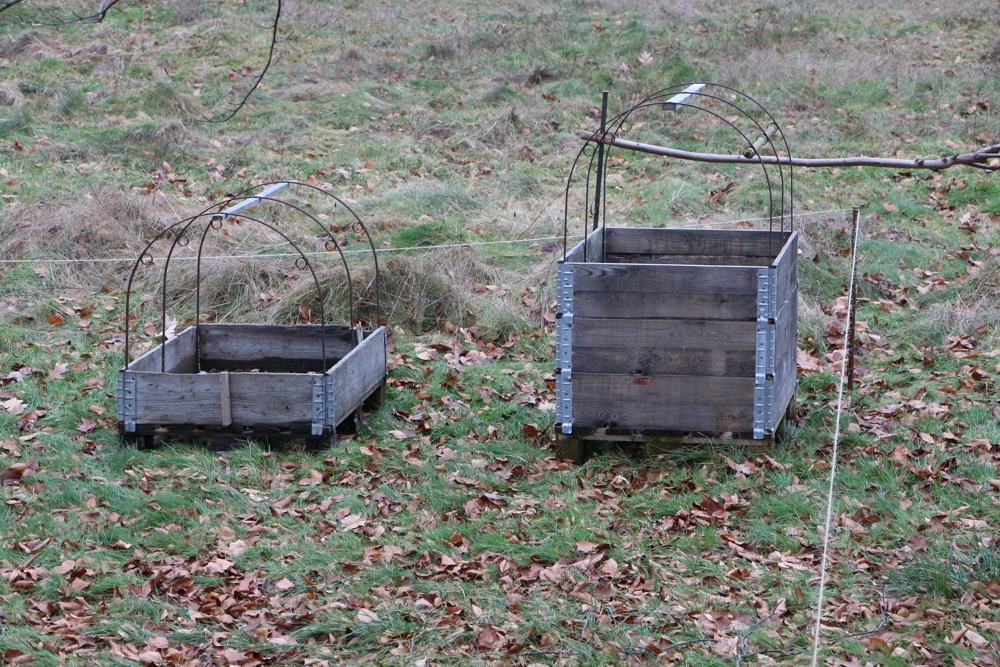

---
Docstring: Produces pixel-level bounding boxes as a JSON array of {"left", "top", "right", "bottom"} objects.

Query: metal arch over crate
[
  {"left": 555, "top": 83, "right": 799, "bottom": 462},
  {"left": 117, "top": 182, "right": 388, "bottom": 451}
]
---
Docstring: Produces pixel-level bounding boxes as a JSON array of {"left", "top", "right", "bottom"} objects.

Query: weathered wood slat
[
  {"left": 329, "top": 327, "right": 387, "bottom": 420},
  {"left": 564, "top": 238, "right": 587, "bottom": 262},
  {"left": 573, "top": 262, "right": 760, "bottom": 294},
  {"left": 585, "top": 227, "right": 604, "bottom": 262},
  {"left": 573, "top": 317, "right": 755, "bottom": 352},
  {"left": 574, "top": 290, "right": 758, "bottom": 320},
  {"left": 198, "top": 324, "right": 356, "bottom": 372},
  {"left": 571, "top": 373, "right": 755, "bottom": 432},
  {"left": 604, "top": 228, "right": 791, "bottom": 258},
  {"left": 605, "top": 253, "right": 770, "bottom": 267},
  {"left": 228, "top": 373, "right": 314, "bottom": 425},
  {"left": 772, "top": 231, "right": 798, "bottom": 306},
  {"left": 127, "top": 326, "right": 197, "bottom": 373},
  {"left": 132, "top": 372, "right": 223, "bottom": 424},
  {"left": 219, "top": 371, "right": 232, "bottom": 426},
  {"left": 573, "top": 345, "right": 755, "bottom": 377}
]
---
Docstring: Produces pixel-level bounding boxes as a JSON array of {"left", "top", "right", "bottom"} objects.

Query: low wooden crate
[
  {"left": 554, "top": 227, "right": 797, "bottom": 461},
  {"left": 118, "top": 324, "right": 387, "bottom": 450}
]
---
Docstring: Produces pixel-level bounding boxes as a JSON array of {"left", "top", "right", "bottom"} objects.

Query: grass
[{"left": 1, "top": 0, "right": 1000, "bottom": 665}]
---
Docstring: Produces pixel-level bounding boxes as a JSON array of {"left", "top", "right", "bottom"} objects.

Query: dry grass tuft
[
  {"left": 0, "top": 190, "right": 183, "bottom": 286},
  {"left": 920, "top": 256, "right": 1000, "bottom": 346},
  {"left": 0, "top": 82, "right": 25, "bottom": 107},
  {"left": 0, "top": 30, "right": 61, "bottom": 60}
]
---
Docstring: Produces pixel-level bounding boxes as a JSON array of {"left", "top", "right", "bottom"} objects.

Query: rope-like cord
[
  {"left": 0, "top": 209, "right": 853, "bottom": 266},
  {"left": 809, "top": 209, "right": 861, "bottom": 666}
]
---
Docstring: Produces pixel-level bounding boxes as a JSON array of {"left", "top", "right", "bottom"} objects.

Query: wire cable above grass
[{"left": 0, "top": 208, "right": 853, "bottom": 266}]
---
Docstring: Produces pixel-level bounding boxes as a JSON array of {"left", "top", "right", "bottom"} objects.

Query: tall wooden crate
[
  {"left": 555, "top": 227, "right": 797, "bottom": 454},
  {"left": 556, "top": 84, "right": 799, "bottom": 460}
]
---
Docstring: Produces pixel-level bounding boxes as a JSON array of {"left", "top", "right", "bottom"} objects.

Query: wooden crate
[
  {"left": 118, "top": 324, "right": 387, "bottom": 450},
  {"left": 554, "top": 227, "right": 797, "bottom": 461}
]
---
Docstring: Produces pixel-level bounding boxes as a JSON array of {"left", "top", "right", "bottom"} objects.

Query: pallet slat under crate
[
  {"left": 118, "top": 324, "right": 387, "bottom": 449},
  {"left": 555, "top": 227, "right": 796, "bottom": 458}
]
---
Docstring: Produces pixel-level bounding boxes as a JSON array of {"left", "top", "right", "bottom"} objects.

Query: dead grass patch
[
  {"left": 0, "top": 30, "right": 61, "bottom": 61},
  {"left": 0, "top": 190, "right": 182, "bottom": 286}
]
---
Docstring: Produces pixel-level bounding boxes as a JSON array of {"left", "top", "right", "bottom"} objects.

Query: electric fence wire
[{"left": 0, "top": 209, "right": 853, "bottom": 266}]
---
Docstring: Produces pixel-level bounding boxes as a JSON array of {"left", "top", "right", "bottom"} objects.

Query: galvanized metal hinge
[
  {"left": 555, "top": 263, "right": 574, "bottom": 435},
  {"left": 311, "top": 375, "right": 336, "bottom": 436},
  {"left": 754, "top": 269, "right": 777, "bottom": 439},
  {"left": 119, "top": 371, "right": 137, "bottom": 432}
]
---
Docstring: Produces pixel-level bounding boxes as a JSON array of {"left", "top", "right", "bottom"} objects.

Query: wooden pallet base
[
  {"left": 120, "top": 381, "right": 385, "bottom": 453},
  {"left": 555, "top": 395, "right": 795, "bottom": 464}
]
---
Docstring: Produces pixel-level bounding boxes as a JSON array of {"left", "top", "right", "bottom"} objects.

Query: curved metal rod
[
  {"left": 136, "top": 194, "right": 291, "bottom": 372},
  {"left": 564, "top": 83, "right": 794, "bottom": 263},
  {"left": 200, "top": 194, "right": 354, "bottom": 327},
  {"left": 124, "top": 214, "right": 217, "bottom": 369},
  {"left": 228, "top": 181, "right": 383, "bottom": 328},
  {"left": 576, "top": 93, "right": 777, "bottom": 257},
  {"left": 609, "top": 94, "right": 781, "bottom": 257},
  {"left": 191, "top": 212, "right": 332, "bottom": 372},
  {"left": 614, "top": 82, "right": 794, "bottom": 235},
  {"left": 561, "top": 141, "right": 597, "bottom": 260},
  {"left": 663, "top": 82, "right": 794, "bottom": 234},
  {"left": 154, "top": 194, "right": 354, "bottom": 372},
  {"left": 607, "top": 91, "right": 784, "bottom": 226}
]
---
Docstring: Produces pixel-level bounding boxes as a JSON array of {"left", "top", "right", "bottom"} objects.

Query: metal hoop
[{"left": 562, "top": 82, "right": 794, "bottom": 263}]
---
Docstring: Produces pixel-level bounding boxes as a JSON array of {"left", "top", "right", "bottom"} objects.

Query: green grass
[{"left": 1, "top": 0, "right": 1000, "bottom": 665}]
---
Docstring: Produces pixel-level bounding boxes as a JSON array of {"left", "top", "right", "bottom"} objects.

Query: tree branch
[
  {"left": 187, "top": 0, "right": 282, "bottom": 123},
  {"left": 578, "top": 131, "right": 1000, "bottom": 172},
  {"left": 0, "top": 0, "right": 121, "bottom": 25}
]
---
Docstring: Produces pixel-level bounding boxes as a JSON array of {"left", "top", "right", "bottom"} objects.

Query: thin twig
[
  {"left": 579, "top": 130, "right": 1000, "bottom": 172},
  {"left": 19, "top": 537, "right": 53, "bottom": 568},
  {"left": 186, "top": 0, "right": 282, "bottom": 123},
  {"left": 837, "top": 588, "right": 888, "bottom": 640},
  {"left": 735, "top": 608, "right": 781, "bottom": 667},
  {"left": 0, "top": 0, "right": 121, "bottom": 25}
]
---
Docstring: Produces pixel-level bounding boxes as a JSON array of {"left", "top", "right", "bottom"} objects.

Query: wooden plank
[
  {"left": 219, "top": 371, "right": 232, "bottom": 426},
  {"left": 572, "top": 262, "right": 759, "bottom": 295},
  {"left": 329, "top": 326, "right": 387, "bottom": 422},
  {"left": 571, "top": 373, "right": 755, "bottom": 432},
  {"left": 573, "top": 345, "right": 755, "bottom": 377},
  {"left": 574, "top": 317, "right": 755, "bottom": 352},
  {"left": 771, "top": 289, "right": 797, "bottom": 428},
  {"left": 604, "top": 228, "right": 791, "bottom": 258},
  {"left": 574, "top": 290, "right": 757, "bottom": 320},
  {"left": 606, "top": 253, "right": 770, "bottom": 267},
  {"left": 228, "top": 373, "right": 314, "bottom": 426},
  {"left": 132, "top": 372, "right": 222, "bottom": 424},
  {"left": 198, "top": 324, "right": 355, "bottom": 372},
  {"left": 127, "top": 326, "right": 197, "bottom": 373},
  {"left": 772, "top": 231, "right": 797, "bottom": 306},
  {"left": 585, "top": 227, "right": 604, "bottom": 262},
  {"left": 564, "top": 238, "right": 587, "bottom": 262}
]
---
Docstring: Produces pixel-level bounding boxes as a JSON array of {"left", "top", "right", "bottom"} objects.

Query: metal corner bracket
[
  {"left": 118, "top": 371, "right": 137, "bottom": 432},
  {"left": 754, "top": 268, "right": 777, "bottom": 439},
  {"left": 311, "top": 375, "right": 336, "bottom": 436},
  {"left": 555, "top": 263, "right": 574, "bottom": 434}
]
